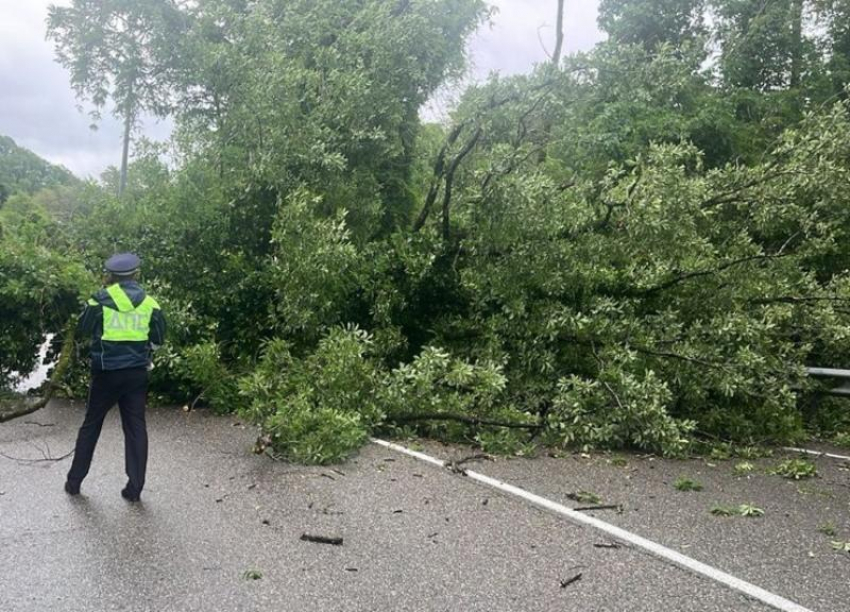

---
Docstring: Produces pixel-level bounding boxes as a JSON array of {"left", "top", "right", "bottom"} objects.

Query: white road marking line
[
  {"left": 782, "top": 447, "right": 850, "bottom": 461},
  {"left": 373, "top": 438, "right": 815, "bottom": 612}
]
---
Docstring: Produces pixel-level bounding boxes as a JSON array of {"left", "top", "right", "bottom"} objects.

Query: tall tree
[
  {"left": 552, "top": 0, "right": 565, "bottom": 64},
  {"left": 711, "top": 0, "right": 811, "bottom": 91},
  {"left": 47, "top": 0, "right": 184, "bottom": 196},
  {"left": 168, "top": 0, "right": 488, "bottom": 238},
  {"left": 813, "top": 0, "right": 850, "bottom": 92},
  {"left": 598, "top": 0, "right": 706, "bottom": 51}
]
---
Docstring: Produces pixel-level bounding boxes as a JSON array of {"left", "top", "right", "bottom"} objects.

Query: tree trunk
[
  {"left": 553, "top": 0, "right": 565, "bottom": 66},
  {"left": 789, "top": 0, "right": 804, "bottom": 89},
  {"left": 537, "top": 0, "right": 565, "bottom": 164},
  {"left": 118, "top": 81, "right": 135, "bottom": 197}
]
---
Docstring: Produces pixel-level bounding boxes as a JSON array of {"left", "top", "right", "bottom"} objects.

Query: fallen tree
[{"left": 0, "top": 324, "right": 75, "bottom": 423}]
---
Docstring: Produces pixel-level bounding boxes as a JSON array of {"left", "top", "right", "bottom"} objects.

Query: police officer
[{"left": 65, "top": 253, "right": 166, "bottom": 502}]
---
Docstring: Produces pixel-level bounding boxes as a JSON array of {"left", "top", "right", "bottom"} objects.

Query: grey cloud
[
  {"left": 469, "top": 0, "right": 603, "bottom": 78},
  {"left": 0, "top": 1, "right": 602, "bottom": 178},
  {"left": 0, "top": 1, "right": 170, "bottom": 178},
  {"left": 424, "top": 0, "right": 603, "bottom": 121}
]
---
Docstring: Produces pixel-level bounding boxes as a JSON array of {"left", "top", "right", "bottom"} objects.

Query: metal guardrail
[{"left": 805, "top": 367, "right": 850, "bottom": 396}]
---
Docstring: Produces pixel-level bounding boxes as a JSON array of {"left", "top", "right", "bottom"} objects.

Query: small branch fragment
[
  {"left": 574, "top": 504, "right": 623, "bottom": 513},
  {"left": 300, "top": 534, "right": 343, "bottom": 546},
  {"left": 552, "top": 0, "right": 565, "bottom": 65},
  {"left": 560, "top": 573, "right": 582, "bottom": 589},
  {"left": 390, "top": 412, "right": 540, "bottom": 430},
  {"left": 0, "top": 448, "right": 74, "bottom": 464},
  {"left": 454, "top": 453, "right": 494, "bottom": 467}
]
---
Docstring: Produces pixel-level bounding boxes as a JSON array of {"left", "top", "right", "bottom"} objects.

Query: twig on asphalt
[
  {"left": 0, "top": 448, "right": 74, "bottom": 463},
  {"left": 455, "top": 453, "right": 494, "bottom": 466},
  {"left": 300, "top": 534, "right": 343, "bottom": 546},
  {"left": 445, "top": 453, "right": 494, "bottom": 475},
  {"left": 560, "top": 573, "right": 583, "bottom": 589},
  {"left": 574, "top": 504, "right": 623, "bottom": 512}
]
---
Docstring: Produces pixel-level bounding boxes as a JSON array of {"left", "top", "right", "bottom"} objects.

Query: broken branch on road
[
  {"left": 0, "top": 450, "right": 75, "bottom": 463},
  {"left": 300, "top": 534, "right": 344, "bottom": 546},
  {"left": 574, "top": 504, "right": 623, "bottom": 513},
  {"left": 560, "top": 573, "right": 583, "bottom": 589}
]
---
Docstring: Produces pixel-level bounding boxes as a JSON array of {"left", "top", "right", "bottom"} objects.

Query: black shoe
[
  {"left": 64, "top": 480, "right": 80, "bottom": 496},
  {"left": 121, "top": 487, "right": 140, "bottom": 502}
]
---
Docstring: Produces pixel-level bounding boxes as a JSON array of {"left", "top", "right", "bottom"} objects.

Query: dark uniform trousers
[{"left": 67, "top": 367, "right": 149, "bottom": 495}]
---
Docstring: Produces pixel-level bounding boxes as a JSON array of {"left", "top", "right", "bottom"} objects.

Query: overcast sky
[{"left": 0, "top": 1, "right": 603, "bottom": 179}]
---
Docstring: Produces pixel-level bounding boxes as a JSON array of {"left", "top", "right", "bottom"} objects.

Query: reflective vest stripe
[
  {"left": 106, "top": 284, "right": 135, "bottom": 312},
  {"left": 100, "top": 285, "right": 158, "bottom": 342}
]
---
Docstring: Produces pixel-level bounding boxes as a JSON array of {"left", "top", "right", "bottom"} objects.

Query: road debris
[
  {"left": 574, "top": 504, "right": 623, "bottom": 513},
  {"left": 566, "top": 491, "right": 601, "bottom": 504},
  {"left": 300, "top": 534, "right": 343, "bottom": 546},
  {"left": 560, "top": 573, "right": 583, "bottom": 589}
]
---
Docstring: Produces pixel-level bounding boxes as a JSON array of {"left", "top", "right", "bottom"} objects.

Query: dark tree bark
[
  {"left": 413, "top": 122, "right": 467, "bottom": 232},
  {"left": 118, "top": 80, "right": 135, "bottom": 197},
  {"left": 789, "top": 0, "right": 804, "bottom": 88},
  {"left": 441, "top": 127, "right": 482, "bottom": 240}
]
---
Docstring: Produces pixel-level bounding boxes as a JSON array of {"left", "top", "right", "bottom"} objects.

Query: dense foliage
[
  {"left": 0, "top": 137, "right": 89, "bottom": 390},
  {"left": 0, "top": 136, "right": 76, "bottom": 202},
  {"left": 7, "top": 0, "right": 850, "bottom": 460},
  {"left": 0, "top": 193, "right": 89, "bottom": 388}
]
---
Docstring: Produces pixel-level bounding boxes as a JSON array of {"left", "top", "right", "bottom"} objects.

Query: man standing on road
[{"left": 65, "top": 253, "right": 166, "bottom": 502}]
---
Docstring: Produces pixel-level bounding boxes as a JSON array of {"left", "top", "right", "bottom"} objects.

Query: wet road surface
[{"left": 1, "top": 401, "right": 833, "bottom": 611}]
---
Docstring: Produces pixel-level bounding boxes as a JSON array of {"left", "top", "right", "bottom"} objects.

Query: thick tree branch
[
  {"left": 0, "top": 396, "right": 50, "bottom": 424},
  {"left": 748, "top": 295, "right": 850, "bottom": 305},
  {"left": 390, "top": 412, "right": 541, "bottom": 430},
  {"left": 413, "top": 122, "right": 467, "bottom": 232},
  {"left": 552, "top": 0, "right": 565, "bottom": 66},
  {"left": 631, "top": 345, "right": 737, "bottom": 376},
  {"left": 641, "top": 238, "right": 798, "bottom": 296},
  {"left": 0, "top": 323, "right": 75, "bottom": 424},
  {"left": 414, "top": 84, "right": 557, "bottom": 233},
  {"left": 442, "top": 127, "right": 482, "bottom": 240}
]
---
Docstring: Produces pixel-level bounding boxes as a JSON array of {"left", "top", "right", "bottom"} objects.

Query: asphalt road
[
  {"left": 0, "top": 400, "right": 818, "bottom": 612},
  {"left": 424, "top": 441, "right": 850, "bottom": 612}
]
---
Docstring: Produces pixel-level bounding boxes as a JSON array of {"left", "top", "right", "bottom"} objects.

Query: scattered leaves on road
[
  {"left": 674, "top": 477, "right": 703, "bottom": 492},
  {"left": 831, "top": 541, "right": 850, "bottom": 554},
  {"left": 710, "top": 503, "right": 764, "bottom": 517},
  {"left": 733, "top": 462, "right": 755, "bottom": 476},
  {"left": 567, "top": 490, "right": 601, "bottom": 504},
  {"left": 818, "top": 522, "right": 837, "bottom": 537},
  {"left": 770, "top": 458, "right": 817, "bottom": 480}
]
